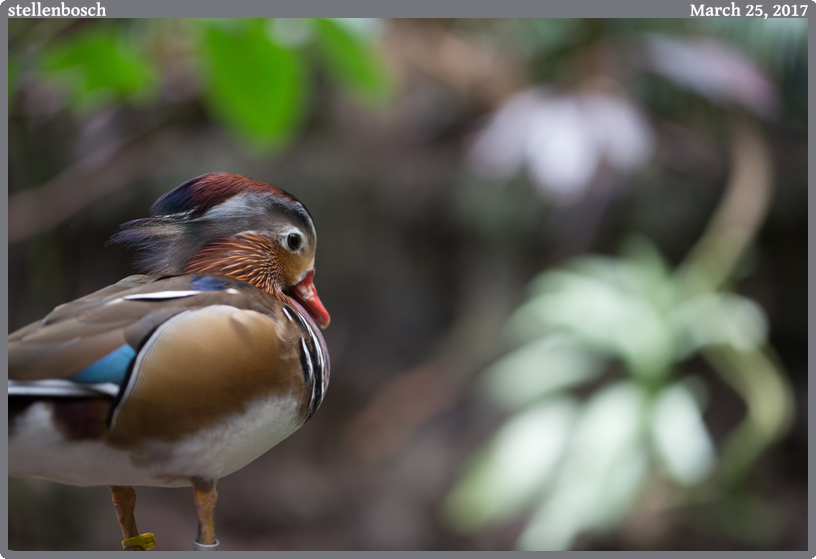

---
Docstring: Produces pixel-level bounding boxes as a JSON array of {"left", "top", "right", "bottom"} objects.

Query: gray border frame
[
  {"left": 0, "top": 0, "right": 816, "bottom": 553},
  {"left": 6, "top": 1, "right": 703, "bottom": 19}
]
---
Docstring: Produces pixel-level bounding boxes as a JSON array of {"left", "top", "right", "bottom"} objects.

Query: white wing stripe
[
  {"left": 8, "top": 379, "right": 120, "bottom": 398},
  {"left": 122, "top": 291, "right": 202, "bottom": 300}
]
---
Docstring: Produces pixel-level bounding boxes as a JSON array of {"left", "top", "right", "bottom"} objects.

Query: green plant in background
[
  {"left": 443, "top": 19, "right": 802, "bottom": 550},
  {"left": 14, "top": 18, "right": 392, "bottom": 149},
  {"left": 38, "top": 25, "right": 158, "bottom": 110},
  {"left": 444, "top": 111, "right": 795, "bottom": 552},
  {"left": 443, "top": 233, "right": 793, "bottom": 549},
  {"left": 199, "top": 19, "right": 307, "bottom": 148},
  {"left": 444, "top": 115, "right": 795, "bottom": 549},
  {"left": 197, "top": 18, "right": 391, "bottom": 149}
]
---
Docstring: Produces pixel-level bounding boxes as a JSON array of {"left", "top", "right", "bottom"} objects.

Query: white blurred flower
[
  {"left": 469, "top": 88, "right": 654, "bottom": 202},
  {"left": 469, "top": 89, "right": 543, "bottom": 179},
  {"left": 525, "top": 97, "right": 597, "bottom": 197}
]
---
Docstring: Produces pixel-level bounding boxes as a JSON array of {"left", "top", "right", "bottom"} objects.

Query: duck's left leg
[
  {"left": 192, "top": 478, "right": 219, "bottom": 551},
  {"left": 109, "top": 485, "right": 151, "bottom": 551}
]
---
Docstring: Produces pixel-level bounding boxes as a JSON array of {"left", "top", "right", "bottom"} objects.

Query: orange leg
[
  {"left": 109, "top": 486, "right": 145, "bottom": 551},
  {"left": 192, "top": 478, "right": 219, "bottom": 549}
]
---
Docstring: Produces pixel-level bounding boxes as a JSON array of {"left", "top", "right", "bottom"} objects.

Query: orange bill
[{"left": 288, "top": 270, "right": 331, "bottom": 329}]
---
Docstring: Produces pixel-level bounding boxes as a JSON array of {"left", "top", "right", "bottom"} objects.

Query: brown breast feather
[{"left": 107, "top": 304, "right": 308, "bottom": 447}]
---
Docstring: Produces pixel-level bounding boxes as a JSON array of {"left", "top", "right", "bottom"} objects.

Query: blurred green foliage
[
  {"left": 199, "top": 19, "right": 306, "bottom": 147},
  {"left": 38, "top": 26, "right": 157, "bottom": 110},
  {"left": 312, "top": 18, "right": 392, "bottom": 101},
  {"left": 11, "top": 18, "right": 391, "bottom": 149},
  {"left": 442, "top": 17, "right": 802, "bottom": 551},
  {"left": 443, "top": 238, "right": 793, "bottom": 550},
  {"left": 9, "top": 56, "right": 19, "bottom": 105}
]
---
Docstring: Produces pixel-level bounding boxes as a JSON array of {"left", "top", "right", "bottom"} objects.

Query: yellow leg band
[{"left": 122, "top": 533, "right": 157, "bottom": 551}]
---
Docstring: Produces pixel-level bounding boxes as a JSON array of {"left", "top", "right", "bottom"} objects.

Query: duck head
[{"left": 110, "top": 172, "right": 331, "bottom": 328}]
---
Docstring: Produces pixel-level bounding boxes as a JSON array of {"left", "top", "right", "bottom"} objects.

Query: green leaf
[
  {"left": 671, "top": 292, "right": 768, "bottom": 356},
  {"left": 518, "top": 381, "right": 648, "bottom": 550},
  {"left": 442, "top": 397, "right": 577, "bottom": 532},
  {"left": 479, "top": 334, "right": 604, "bottom": 410},
  {"left": 199, "top": 19, "right": 305, "bottom": 148},
  {"left": 593, "top": 446, "right": 649, "bottom": 530},
  {"left": 313, "top": 18, "right": 391, "bottom": 102},
  {"left": 38, "top": 26, "right": 156, "bottom": 111},
  {"left": 650, "top": 378, "right": 715, "bottom": 486},
  {"left": 512, "top": 264, "right": 676, "bottom": 381},
  {"left": 619, "top": 235, "right": 675, "bottom": 303}
]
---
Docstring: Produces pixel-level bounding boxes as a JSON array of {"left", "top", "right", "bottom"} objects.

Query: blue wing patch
[
  {"left": 190, "top": 275, "right": 232, "bottom": 291},
  {"left": 67, "top": 344, "right": 137, "bottom": 385}
]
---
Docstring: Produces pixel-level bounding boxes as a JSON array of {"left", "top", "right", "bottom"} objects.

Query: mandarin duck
[{"left": 8, "top": 172, "right": 331, "bottom": 551}]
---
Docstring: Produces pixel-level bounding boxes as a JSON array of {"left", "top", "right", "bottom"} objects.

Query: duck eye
[{"left": 287, "top": 232, "right": 302, "bottom": 250}]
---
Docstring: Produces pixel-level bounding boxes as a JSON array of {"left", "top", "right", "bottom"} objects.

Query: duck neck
[{"left": 184, "top": 233, "right": 286, "bottom": 297}]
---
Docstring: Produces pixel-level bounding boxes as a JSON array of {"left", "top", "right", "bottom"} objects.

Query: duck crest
[
  {"left": 151, "top": 172, "right": 299, "bottom": 219},
  {"left": 108, "top": 172, "right": 314, "bottom": 278}
]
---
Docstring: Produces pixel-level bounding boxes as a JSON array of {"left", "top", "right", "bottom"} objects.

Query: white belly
[{"left": 9, "top": 395, "right": 304, "bottom": 488}]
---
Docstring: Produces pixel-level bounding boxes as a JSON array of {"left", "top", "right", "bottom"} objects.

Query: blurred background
[{"left": 8, "top": 18, "right": 807, "bottom": 550}]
